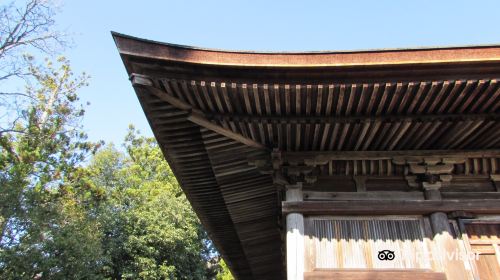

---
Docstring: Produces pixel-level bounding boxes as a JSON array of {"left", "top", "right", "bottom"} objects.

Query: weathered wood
[
  {"left": 303, "top": 191, "right": 424, "bottom": 201},
  {"left": 441, "top": 192, "right": 500, "bottom": 199},
  {"left": 207, "top": 112, "right": 500, "bottom": 124},
  {"left": 282, "top": 199, "right": 500, "bottom": 215},
  {"left": 116, "top": 33, "right": 500, "bottom": 279},
  {"left": 304, "top": 269, "right": 446, "bottom": 280},
  {"left": 133, "top": 79, "right": 267, "bottom": 150},
  {"left": 114, "top": 33, "right": 500, "bottom": 69},
  {"left": 353, "top": 176, "right": 367, "bottom": 192},
  {"left": 306, "top": 217, "right": 431, "bottom": 270},
  {"left": 423, "top": 183, "right": 469, "bottom": 280},
  {"left": 492, "top": 174, "right": 500, "bottom": 192},
  {"left": 424, "top": 189, "right": 442, "bottom": 200},
  {"left": 286, "top": 149, "right": 500, "bottom": 162},
  {"left": 429, "top": 211, "right": 450, "bottom": 235},
  {"left": 189, "top": 115, "right": 266, "bottom": 149}
]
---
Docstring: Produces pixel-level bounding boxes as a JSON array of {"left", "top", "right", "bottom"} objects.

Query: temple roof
[{"left": 113, "top": 32, "right": 500, "bottom": 279}]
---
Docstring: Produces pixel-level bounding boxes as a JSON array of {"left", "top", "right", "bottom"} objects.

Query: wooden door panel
[{"left": 463, "top": 221, "right": 500, "bottom": 280}]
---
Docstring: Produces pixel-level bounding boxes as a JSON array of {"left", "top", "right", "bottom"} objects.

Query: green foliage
[
  {"left": 0, "top": 57, "right": 103, "bottom": 279},
  {"left": 216, "top": 259, "right": 234, "bottom": 280},
  {"left": 0, "top": 1, "right": 231, "bottom": 279},
  {"left": 86, "top": 127, "right": 219, "bottom": 279},
  {"left": 0, "top": 61, "right": 226, "bottom": 278}
]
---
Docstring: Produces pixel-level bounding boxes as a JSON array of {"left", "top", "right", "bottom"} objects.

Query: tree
[
  {"left": 0, "top": 0, "right": 65, "bottom": 81},
  {"left": 0, "top": 57, "right": 102, "bottom": 279},
  {"left": 0, "top": 1, "right": 107, "bottom": 278},
  {"left": 86, "top": 127, "right": 219, "bottom": 279},
  {"left": 1, "top": 0, "right": 66, "bottom": 133},
  {"left": 216, "top": 259, "right": 234, "bottom": 280},
  {"left": 0, "top": 2, "right": 232, "bottom": 279}
]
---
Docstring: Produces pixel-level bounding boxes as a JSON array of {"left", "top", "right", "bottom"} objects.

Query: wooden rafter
[
  {"left": 131, "top": 74, "right": 267, "bottom": 150},
  {"left": 114, "top": 33, "right": 500, "bottom": 280}
]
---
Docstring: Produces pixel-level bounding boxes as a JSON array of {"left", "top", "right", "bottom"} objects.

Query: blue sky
[{"left": 54, "top": 0, "right": 500, "bottom": 145}]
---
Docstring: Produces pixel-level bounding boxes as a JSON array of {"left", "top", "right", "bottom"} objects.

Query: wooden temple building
[{"left": 113, "top": 32, "right": 500, "bottom": 280}]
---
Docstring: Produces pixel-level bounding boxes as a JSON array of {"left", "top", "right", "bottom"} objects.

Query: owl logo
[{"left": 377, "top": 250, "right": 395, "bottom": 261}]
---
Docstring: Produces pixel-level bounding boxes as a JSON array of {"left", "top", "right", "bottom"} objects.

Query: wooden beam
[
  {"left": 441, "top": 192, "right": 500, "bottom": 199},
  {"left": 282, "top": 199, "right": 500, "bottom": 215},
  {"left": 207, "top": 112, "right": 500, "bottom": 124},
  {"left": 303, "top": 191, "right": 424, "bottom": 201},
  {"left": 131, "top": 74, "right": 267, "bottom": 150},
  {"left": 284, "top": 149, "right": 500, "bottom": 162},
  {"left": 304, "top": 269, "right": 446, "bottom": 280}
]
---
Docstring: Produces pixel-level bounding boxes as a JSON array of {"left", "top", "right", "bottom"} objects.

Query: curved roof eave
[{"left": 112, "top": 31, "right": 500, "bottom": 68}]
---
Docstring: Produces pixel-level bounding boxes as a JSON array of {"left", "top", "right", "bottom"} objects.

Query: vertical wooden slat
[
  {"left": 336, "top": 85, "right": 346, "bottom": 116},
  {"left": 325, "top": 84, "right": 334, "bottom": 115},
  {"left": 274, "top": 84, "right": 281, "bottom": 115},
  {"left": 251, "top": 84, "right": 267, "bottom": 144},
  {"left": 308, "top": 217, "right": 430, "bottom": 270},
  {"left": 375, "top": 83, "right": 392, "bottom": 116},
  {"left": 262, "top": 84, "right": 274, "bottom": 144}
]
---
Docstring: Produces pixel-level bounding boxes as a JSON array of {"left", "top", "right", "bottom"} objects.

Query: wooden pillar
[
  {"left": 491, "top": 174, "right": 500, "bottom": 192},
  {"left": 286, "top": 183, "right": 304, "bottom": 280},
  {"left": 424, "top": 183, "right": 468, "bottom": 280}
]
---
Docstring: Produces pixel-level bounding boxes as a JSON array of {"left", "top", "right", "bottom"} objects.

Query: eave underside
[
  {"left": 136, "top": 87, "right": 281, "bottom": 279},
  {"left": 114, "top": 33, "right": 500, "bottom": 280}
]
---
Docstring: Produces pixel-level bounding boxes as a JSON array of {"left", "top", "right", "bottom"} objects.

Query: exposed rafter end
[
  {"left": 131, "top": 73, "right": 268, "bottom": 150},
  {"left": 130, "top": 73, "right": 154, "bottom": 87}
]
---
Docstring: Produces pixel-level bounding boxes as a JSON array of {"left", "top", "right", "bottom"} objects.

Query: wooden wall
[
  {"left": 302, "top": 215, "right": 500, "bottom": 280},
  {"left": 304, "top": 216, "right": 433, "bottom": 271}
]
